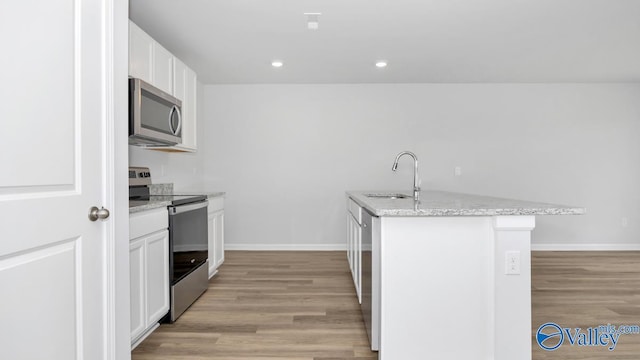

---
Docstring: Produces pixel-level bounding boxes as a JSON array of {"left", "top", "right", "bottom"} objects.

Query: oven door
[{"left": 168, "top": 200, "right": 208, "bottom": 284}]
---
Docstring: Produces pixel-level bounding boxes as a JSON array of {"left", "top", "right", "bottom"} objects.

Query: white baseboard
[
  {"left": 224, "top": 243, "right": 640, "bottom": 251},
  {"left": 532, "top": 243, "right": 640, "bottom": 251},
  {"left": 225, "top": 243, "right": 347, "bottom": 251},
  {"left": 131, "top": 322, "right": 159, "bottom": 350}
]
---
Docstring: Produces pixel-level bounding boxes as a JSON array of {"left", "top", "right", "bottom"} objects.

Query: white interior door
[{"left": 0, "top": 1, "right": 111, "bottom": 358}]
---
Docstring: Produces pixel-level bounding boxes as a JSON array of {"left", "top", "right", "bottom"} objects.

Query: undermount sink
[{"left": 364, "top": 193, "right": 411, "bottom": 199}]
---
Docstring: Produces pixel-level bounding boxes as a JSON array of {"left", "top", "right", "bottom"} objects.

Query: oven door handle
[{"left": 169, "top": 200, "right": 209, "bottom": 215}]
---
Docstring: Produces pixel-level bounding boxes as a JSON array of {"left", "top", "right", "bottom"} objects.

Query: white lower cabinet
[
  {"left": 346, "top": 198, "right": 362, "bottom": 303},
  {"left": 145, "top": 231, "right": 170, "bottom": 323},
  {"left": 129, "top": 237, "right": 145, "bottom": 339},
  {"left": 130, "top": 208, "right": 169, "bottom": 348},
  {"left": 208, "top": 196, "right": 225, "bottom": 278}
]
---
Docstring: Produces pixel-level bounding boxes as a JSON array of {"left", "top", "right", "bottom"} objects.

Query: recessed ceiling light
[
  {"left": 271, "top": 61, "right": 284, "bottom": 68},
  {"left": 375, "top": 61, "right": 388, "bottom": 68}
]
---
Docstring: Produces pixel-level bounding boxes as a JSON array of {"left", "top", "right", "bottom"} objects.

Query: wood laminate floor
[
  {"left": 531, "top": 251, "right": 640, "bottom": 360},
  {"left": 132, "top": 251, "right": 376, "bottom": 360},
  {"left": 133, "top": 251, "right": 640, "bottom": 360}
]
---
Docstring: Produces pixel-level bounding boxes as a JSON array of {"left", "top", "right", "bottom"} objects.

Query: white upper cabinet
[
  {"left": 129, "top": 20, "right": 172, "bottom": 94},
  {"left": 173, "top": 58, "right": 186, "bottom": 102},
  {"left": 129, "top": 21, "right": 153, "bottom": 83},
  {"left": 153, "top": 43, "right": 173, "bottom": 95},
  {"left": 129, "top": 20, "right": 198, "bottom": 152},
  {"left": 173, "top": 58, "right": 197, "bottom": 151}
]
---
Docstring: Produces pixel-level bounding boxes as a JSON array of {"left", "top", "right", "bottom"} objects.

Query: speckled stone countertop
[
  {"left": 347, "top": 190, "right": 585, "bottom": 217},
  {"left": 172, "top": 191, "right": 225, "bottom": 199},
  {"left": 129, "top": 199, "right": 171, "bottom": 214},
  {"left": 129, "top": 187, "right": 225, "bottom": 214}
]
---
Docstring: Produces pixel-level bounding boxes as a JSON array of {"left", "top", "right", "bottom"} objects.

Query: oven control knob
[
  {"left": 190, "top": 259, "right": 195, "bottom": 264},
  {"left": 88, "top": 206, "right": 110, "bottom": 221}
]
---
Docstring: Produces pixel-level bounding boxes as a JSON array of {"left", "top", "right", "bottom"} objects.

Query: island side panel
[
  {"left": 379, "top": 216, "right": 495, "bottom": 360},
  {"left": 493, "top": 216, "right": 535, "bottom": 360}
]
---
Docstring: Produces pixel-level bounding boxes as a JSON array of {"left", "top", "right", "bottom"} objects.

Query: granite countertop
[
  {"left": 173, "top": 191, "right": 225, "bottom": 199},
  {"left": 129, "top": 199, "right": 172, "bottom": 214},
  {"left": 347, "top": 190, "right": 585, "bottom": 217},
  {"left": 129, "top": 187, "right": 226, "bottom": 214}
]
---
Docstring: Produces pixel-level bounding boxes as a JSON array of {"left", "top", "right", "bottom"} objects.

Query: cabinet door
[
  {"left": 346, "top": 213, "right": 352, "bottom": 267},
  {"left": 129, "top": 237, "right": 146, "bottom": 342},
  {"left": 173, "top": 57, "right": 186, "bottom": 100},
  {"left": 214, "top": 211, "right": 225, "bottom": 268},
  {"left": 129, "top": 21, "right": 153, "bottom": 83},
  {"left": 347, "top": 215, "right": 355, "bottom": 281},
  {"left": 207, "top": 211, "right": 216, "bottom": 278},
  {"left": 153, "top": 43, "right": 173, "bottom": 95},
  {"left": 181, "top": 66, "right": 197, "bottom": 150},
  {"left": 355, "top": 219, "right": 362, "bottom": 304},
  {"left": 347, "top": 213, "right": 354, "bottom": 269},
  {"left": 208, "top": 210, "right": 225, "bottom": 278},
  {"left": 347, "top": 213, "right": 362, "bottom": 303},
  {"left": 172, "top": 59, "right": 197, "bottom": 151},
  {"left": 145, "top": 230, "right": 170, "bottom": 326}
]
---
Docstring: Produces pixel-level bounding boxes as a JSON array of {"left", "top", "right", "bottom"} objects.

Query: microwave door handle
[
  {"left": 169, "top": 105, "right": 182, "bottom": 136},
  {"left": 174, "top": 106, "right": 182, "bottom": 135}
]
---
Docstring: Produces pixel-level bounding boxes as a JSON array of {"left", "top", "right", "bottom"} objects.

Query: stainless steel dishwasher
[{"left": 361, "top": 208, "right": 379, "bottom": 351}]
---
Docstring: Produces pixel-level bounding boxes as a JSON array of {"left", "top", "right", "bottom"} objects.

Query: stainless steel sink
[{"left": 364, "top": 193, "right": 411, "bottom": 199}]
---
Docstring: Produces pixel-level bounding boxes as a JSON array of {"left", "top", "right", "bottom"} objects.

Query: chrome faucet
[{"left": 392, "top": 151, "right": 420, "bottom": 200}]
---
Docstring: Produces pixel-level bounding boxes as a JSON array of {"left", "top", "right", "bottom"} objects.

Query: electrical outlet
[
  {"left": 622, "top": 217, "right": 629, "bottom": 228},
  {"left": 454, "top": 166, "right": 462, "bottom": 176},
  {"left": 505, "top": 251, "right": 521, "bottom": 275}
]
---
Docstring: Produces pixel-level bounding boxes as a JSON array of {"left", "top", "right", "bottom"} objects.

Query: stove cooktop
[
  {"left": 128, "top": 167, "right": 208, "bottom": 208},
  {"left": 129, "top": 194, "right": 207, "bottom": 208}
]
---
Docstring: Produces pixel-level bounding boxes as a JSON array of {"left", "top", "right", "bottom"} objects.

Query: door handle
[{"left": 88, "top": 206, "right": 110, "bottom": 221}]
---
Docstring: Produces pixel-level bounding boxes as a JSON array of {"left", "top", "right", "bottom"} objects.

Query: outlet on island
[{"left": 505, "top": 251, "right": 521, "bottom": 275}]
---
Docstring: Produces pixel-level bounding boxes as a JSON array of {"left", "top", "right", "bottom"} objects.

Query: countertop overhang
[{"left": 347, "top": 190, "right": 585, "bottom": 217}]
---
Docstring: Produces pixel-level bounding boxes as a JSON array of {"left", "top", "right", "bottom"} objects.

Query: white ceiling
[{"left": 129, "top": 0, "right": 640, "bottom": 84}]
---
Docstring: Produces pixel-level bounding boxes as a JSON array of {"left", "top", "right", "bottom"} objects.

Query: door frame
[{"left": 106, "top": 0, "right": 131, "bottom": 359}]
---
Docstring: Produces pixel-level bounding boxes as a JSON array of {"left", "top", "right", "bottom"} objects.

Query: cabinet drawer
[
  {"left": 347, "top": 197, "right": 362, "bottom": 225},
  {"left": 130, "top": 207, "right": 168, "bottom": 240}
]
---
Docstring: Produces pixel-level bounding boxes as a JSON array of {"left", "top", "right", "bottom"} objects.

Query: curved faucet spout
[{"left": 392, "top": 151, "right": 420, "bottom": 200}]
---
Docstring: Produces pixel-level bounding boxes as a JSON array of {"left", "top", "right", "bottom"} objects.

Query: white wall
[
  {"left": 129, "top": 82, "right": 207, "bottom": 192},
  {"left": 201, "top": 83, "right": 640, "bottom": 249},
  {"left": 128, "top": 146, "right": 203, "bottom": 190}
]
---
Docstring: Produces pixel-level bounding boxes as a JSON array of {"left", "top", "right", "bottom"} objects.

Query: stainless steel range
[{"left": 129, "top": 167, "right": 209, "bottom": 322}]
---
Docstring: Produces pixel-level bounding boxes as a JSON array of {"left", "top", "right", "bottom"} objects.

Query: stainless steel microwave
[{"left": 129, "top": 78, "right": 182, "bottom": 146}]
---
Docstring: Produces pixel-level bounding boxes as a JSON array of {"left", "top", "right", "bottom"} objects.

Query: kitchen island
[{"left": 346, "top": 190, "right": 584, "bottom": 360}]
